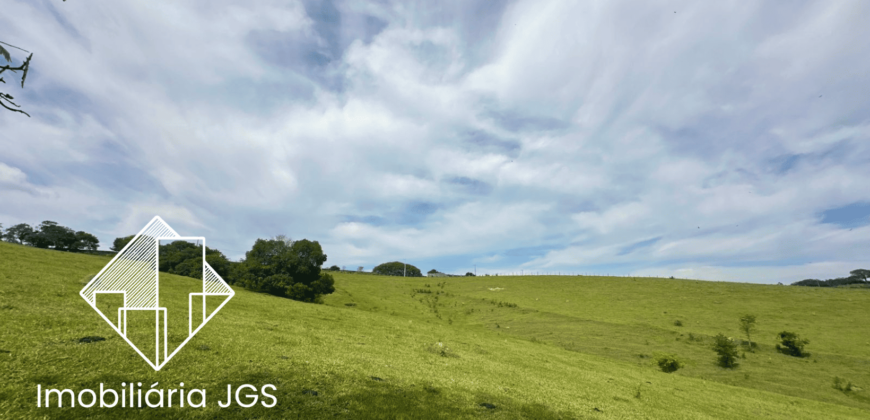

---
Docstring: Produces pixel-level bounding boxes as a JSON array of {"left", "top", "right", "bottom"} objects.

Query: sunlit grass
[{"left": 1, "top": 241, "right": 869, "bottom": 418}]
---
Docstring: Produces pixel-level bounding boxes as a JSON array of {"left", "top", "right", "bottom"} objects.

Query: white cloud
[{"left": 2, "top": 0, "right": 869, "bottom": 284}]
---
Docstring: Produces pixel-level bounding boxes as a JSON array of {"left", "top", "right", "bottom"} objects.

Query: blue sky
[{"left": 2, "top": 0, "right": 869, "bottom": 283}]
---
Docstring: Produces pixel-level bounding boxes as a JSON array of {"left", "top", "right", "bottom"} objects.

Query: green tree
[
  {"left": 233, "top": 238, "right": 334, "bottom": 302},
  {"left": 712, "top": 334, "right": 739, "bottom": 368},
  {"left": 157, "top": 240, "right": 232, "bottom": 280},
  {"left": 776, "top": 331, "right": 810, "bottom": 357},
  {"left": 3, "top": 223, "right": 35, "bottom": 244},
  {"left": 428, "top": 269, "right": 439, "bottom": 274},
  {"left": 372, "top": 261, "right": 422, "bottom": 277},
  {"left": 111, "top": 235, "right": 135, "bottom": 252},
  {"left": 465, "top": 272, "right": 476, "bottom": 276},
  {"left": 328, "top": 265, "right": 340, "bottom": 271},
  {"left": 73, "top": 231, "right": 99, "bottom": 251},
  {"left": 739, "top": 314, "right": 757, "bottom": 350},
  {"left": 849, "top": 269, "right": 870, "bottom": 282}
]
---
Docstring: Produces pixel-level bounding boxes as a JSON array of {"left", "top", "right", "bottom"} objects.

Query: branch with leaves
[{"left": 0, "top": 41, "right": 34, "bottom": 117}]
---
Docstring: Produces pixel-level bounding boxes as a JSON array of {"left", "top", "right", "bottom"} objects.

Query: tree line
[
  {"left": 1, "top": 221, "right": 99, "bottom": 252},
  {"left": 2, "top": 222, "right": 335, "bottom": 303},
  {"left": 791, "top": 269, "right": 869, "bottom": 287},
  {"left": 112, "top": 234, "right": 335, "bottom": 303}
]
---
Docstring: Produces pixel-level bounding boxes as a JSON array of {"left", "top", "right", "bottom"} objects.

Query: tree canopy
[
  {"left": 230, "top": 238, "right": 335, "bottom": 303},
  {"left": 158, "top": 240, "right": 232, "bottom": 280},
  {"left": 111, "top": 235, "right": 135, "bottom": 252},
  {"left": 1, "top": 221, "right": 98, "bottom": 251},
  {"left": 372, "top": 261, "right": 422, "bottom": 277},
  {"left": 792, "top": 270, "right": 868, "bottom": 288}
]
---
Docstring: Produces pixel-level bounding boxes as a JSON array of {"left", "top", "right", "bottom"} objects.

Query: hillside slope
[{"left": 1, "top": 241, "right": 868, "bottom": 419}]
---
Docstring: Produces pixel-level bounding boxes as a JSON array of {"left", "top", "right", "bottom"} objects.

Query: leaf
[{"left": 0, "top": 45, "right": 10, "bottom": 63}]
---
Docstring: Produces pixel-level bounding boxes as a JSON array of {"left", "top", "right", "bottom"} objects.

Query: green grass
[{"left": 1, "top": 240, "right": 869, "bottom": 419}]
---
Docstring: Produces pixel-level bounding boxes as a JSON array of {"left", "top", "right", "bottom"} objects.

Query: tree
[
  {"left": 328, "top": 265, "right": 340, "bottom": 271},
  {"left": 4, "top": 223, "right": 34, "bottom": 244},
  {"left": 739, "top": 314, "right": 757, "bottom": 350},
  {"left": 465, "top": 272, "right": 476, "bottom": 276},
  {"left": 111, "top": 235, "right": 135, "bottom": 252},
  {"left": 232, "top": 238, "right": 334, "bottom": 302},
  {"left": 372, "top": 261, "right": 422, "bottom": 277},
  {"left": 712, "top": 334, "right": 739, "bottom": 368},
  {"left": 357, "top": 266, "right": 364, "bottom": 272},
  {"left": 73, "top": 231, "right": 99, "bottom": 252},
  {"left": 849, "top": 269, "right": 870, "bottom": 282},
  {"left": 776, "top": 331, "right": 810, "bottom": 357},
  {"left": 0, "top": 41, "right": 33, "bottom": 117},
  {"left": 157, "top": 240, "right": 233, "bottom": 280},
  {"left": 428, "top": 269, "right": 439, "bottom": 274},
  {"left": 35, "top": 221, "right": 60, "bottom": 248}
]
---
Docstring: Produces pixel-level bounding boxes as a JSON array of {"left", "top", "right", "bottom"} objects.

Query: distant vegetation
[
  {"left": 0, "top": 220, "right": 99, "bottom": 252},
  {"left": 373, "top": 261, "right": 423, "bottom": 277},
  {"left": 792, "top": 269, "right": 869, "bottom": 287}
]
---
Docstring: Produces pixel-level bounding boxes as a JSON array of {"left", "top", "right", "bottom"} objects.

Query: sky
[{"left": 1, "top": 0, "right": 869, "bottom": 284}]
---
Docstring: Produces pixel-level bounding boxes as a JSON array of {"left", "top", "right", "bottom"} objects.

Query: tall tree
[
  {"left": 739, "top": 314, "right": 757, "bottom": 351},
  {"left": 850, "top": 269, "right": 870, "bottom": 282},
  {"left": 4, "top": 223, "right": 34, "bottom": 244},
  {"left": 73, "top": 231, "right": 100, "bottom": 251},
  {"left": 111, "top": 235, "right": 135, "bottom": 252},
  {"left": 233, "top": 238, "right": 334, "bottom": 302},
  {"left": 36, "top": 221, "right": 75, "bottom": 250}
]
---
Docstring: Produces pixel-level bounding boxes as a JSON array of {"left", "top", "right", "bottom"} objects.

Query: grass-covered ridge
[{"left": 1, "top": 240, "right": 869, "bottom": 419}]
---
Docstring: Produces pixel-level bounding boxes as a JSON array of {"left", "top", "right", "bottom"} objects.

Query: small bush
[
  {"left": 673, "top": 320, "right": 683, "bottom": 327},
  {"left": 712, "top": 334, "right": 739, "bottom": 368},
  {"left": 833, "top": 376, "right": 854, "bottom": 392},
  {"left": 656, "top": 355, "right": 682, "bottom": 373},
  {"left": 427, "top": 342, "right": 459, "bottom": 358},
  {"left": 776, "top": 331, "right": 810, "bottom": 357}
]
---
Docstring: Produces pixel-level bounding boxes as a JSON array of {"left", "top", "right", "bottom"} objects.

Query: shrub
[
  {"left": 656, "top": 355, "right": 682, "bottom": 373},
  {"left": 712, "top": 334, "right": 739, "bottom": 368},
  {"left": 776, "top": 331, "right": 809, "bottom": 357},
  {"left": 427, "top": 342, "right": 458, "bottom": 358},
  {"left": 833, "top": 377, "right": 854, "bottom": 392}
]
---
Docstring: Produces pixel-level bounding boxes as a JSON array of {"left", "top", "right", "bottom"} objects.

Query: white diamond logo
[{"left": 80, "top": 216, "right": 234, "bottom": 371}]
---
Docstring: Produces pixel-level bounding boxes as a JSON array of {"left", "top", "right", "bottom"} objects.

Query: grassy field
[{"left": 1, "top": 240, "right": 869, "bottom": 419}]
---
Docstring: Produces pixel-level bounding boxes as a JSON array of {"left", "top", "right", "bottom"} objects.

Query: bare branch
[
  {"left": 0, "top": 41, "right": 31, "bottom": 54},
  {"left": 0, "top": 93, "right": 30, "bottom": 117}
]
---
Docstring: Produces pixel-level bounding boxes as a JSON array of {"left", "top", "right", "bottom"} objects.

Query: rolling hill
[{"left": 1, "top": 240, "right": 869, "bottom": 419}]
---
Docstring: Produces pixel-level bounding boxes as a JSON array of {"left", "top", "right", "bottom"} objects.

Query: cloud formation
[{"left": 2, "top": 0, "right": 869, "bottom": 284}]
